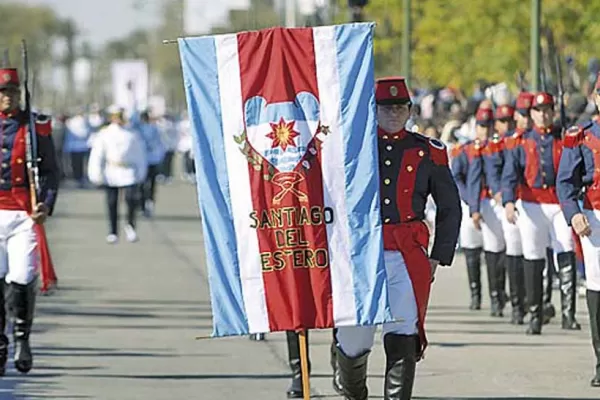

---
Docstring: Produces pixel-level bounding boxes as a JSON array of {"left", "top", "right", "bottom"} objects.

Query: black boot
[
  {"left": 543, "top": 248, "right": 556, "bottom": 324},
  {"left": 331, "top": 329, "right": 344, "bottom": 395},
  {"left": 464, "top": 248, "right": 482, "bottom": 310},
  {"left": 586, "top": 290, "right": 600, "bottom": 387},
  {"left": 383, "top": 334, "right": 417, "bottom": 400},
  {"left": 507, "top": 255, "right": 525, "bottom": 325},
  {"left": 495, "top": 252, "right": 508, "bottom": 315},
  {"left": 557, "top": 252, "right": 582, "bottom": 330},
  {"left": 8, "top": 281, "right": 36, "bottom": 373},
  {"left": 524, "top": 259, "right": 544, "bottom": 335},
  {"left": 285, "top": 331, "right": 310, "bottom": 398},
  {"left": 485, "top": 251, "right": 502, "bottom": 317},
  {"left": 335, "top": 345, "right": 369, "bottom": 400},
  {"left": 0, "top": 283, "right": 7, "bottom": 376}
]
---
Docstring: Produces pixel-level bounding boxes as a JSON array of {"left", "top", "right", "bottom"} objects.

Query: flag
[{"left": 178, "top": 23, "right": 391, "bottom": 337}]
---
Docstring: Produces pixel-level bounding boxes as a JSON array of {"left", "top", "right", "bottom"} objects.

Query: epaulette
[
  {"left": 563, "top": 123, "right": 590, "bottom": 148},
  {"left": 34, "top": 113, "right": 52, "bottom": 136},
  {"left": 450, "top": 144, "right": 462, "bottom": 159},
  {"left": 487, "top": 134, "right": 504, "bottom": 154},
  {"left": 504, "top": 129, "right": 523, "bottom": 150},
  {"left": 427, "top": 138, "right": 448, "bottom": 166}
]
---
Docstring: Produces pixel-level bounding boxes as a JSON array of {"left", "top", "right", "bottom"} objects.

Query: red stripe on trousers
[{"left": 383, "top": 222, "right": 431, "bottom": 358}]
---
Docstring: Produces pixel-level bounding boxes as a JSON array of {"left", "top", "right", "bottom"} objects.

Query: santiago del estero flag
[{"left": 178, "top": 23, "right": 393, "bottom": 337}]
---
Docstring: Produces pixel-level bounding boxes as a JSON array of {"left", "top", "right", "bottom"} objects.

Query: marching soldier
[
  {"left": 87, "top": 106, "right": 147, "bottom": 243},
  {"left": 466, "top": 106, "right": 508, "bottom": 317},
  {"left": 333, "top": 77, "right": 461, "bottom": 400},
  {"left": 556, "top": 74, "right": 600, "bottom": 387},
  {"left": 484, "top": 95, "right": 533, "bottom": 325},
  {"left": 0, "top": 59, "right": 59, "bottom": 373},
  {"left": 502, "top": 92, "right": 581, "bottom": 335},
  {"left": 451, "top": 127, "right": 484, "bottom": 311}
]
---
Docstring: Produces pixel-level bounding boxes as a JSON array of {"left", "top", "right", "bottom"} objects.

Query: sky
[
  {"left": 15, "top": 0, "right": 161, "bottom": 47},
  {"left": 15, "top": 0, "right": 326, "bottom": 47}
]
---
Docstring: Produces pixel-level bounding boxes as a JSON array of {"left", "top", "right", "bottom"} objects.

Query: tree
[{"left": 333, "top": 0, "right": 600, "bottom": 92}]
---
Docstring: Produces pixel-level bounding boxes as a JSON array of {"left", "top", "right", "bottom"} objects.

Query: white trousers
[
  {"left": 0, "top": 210, "right": 38, "bottom": 285},
  {"left": 459, "top": 201, "right": 483, "bottom": 249},
  {"left": 501, "top": 205, "right": 523, "bottom": 256},
  {"left": 516, "top": 200, "right": 573, "bottom": 260},
  {"left": 336, "top": 251, "right": 419, "bottom": 357},
  {"left": 579, "top": 210, "right": 600, "bottom": 291},
  {"left": 480, "top": 198, "right": 506, "bottom": 253}
]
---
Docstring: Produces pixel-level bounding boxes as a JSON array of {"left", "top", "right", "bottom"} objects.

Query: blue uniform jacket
[
  {"left": 501, "top": 125, "right": 563, "bottom": 205},
  {"left": 557, "top": 121, "right": 600, "bottom": 225}
]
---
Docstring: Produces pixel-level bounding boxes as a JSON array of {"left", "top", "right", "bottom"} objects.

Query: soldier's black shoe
[
  {"left": 285, "top": 331, "right": 310, "bottom": 399},
  {"left": 557, "top": 252, "right": 581, "bottom": 331},
  {"left": 330, "top": 331, "right": 344, "bottom": 395},
  {"left": 543, "top": 302, "right": 556, "bottom": 325},
  {"left": 591, "top": 375, "right": 600, "bottom": 387},
  {"left": 485, "top": 251, "right": 504, "bottom": 317},
  {"left": 511, "top": 308, "right": 524, "bottom": 325},
  {"left": 562, "top": 317, "right": 582, "bottom": 330},
  {"left": 8, "top": 281, "right": 36, "bottom": 374},
  {"left": 0, "top": 335, "right": 7, "bottom": 376},
  {"left": 526, "top": 318, "right": 542, "bottom": 335},
  {"left": 14, "top": 340, "right": 32, "bottom": 373},
  {"left": 335, "top": 346, "right": 369, "bottom": 400},
  {"left": 465, "top": 248, "right": 482, "bottom": 310},
  {"left": 286, "top": 359, "right": 303, "bottom": 399},
  {"left": 524, "top": 259, "right": 545, "bottom": 335},
  {"left": 507, "top": 255, "right": 525, "bottom": 325},
  {"left": 469, "top": 295, "right": 481, "bottom": 310},
  {"left": 384, "top": 334, "right": 417, "bottom": 400}
]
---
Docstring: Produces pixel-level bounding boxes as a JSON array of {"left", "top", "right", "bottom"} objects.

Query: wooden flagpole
[{"left": 298, "top": 329, "right": 311, "bottom": 399}]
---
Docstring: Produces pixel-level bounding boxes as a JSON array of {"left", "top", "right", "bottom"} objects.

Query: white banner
[{"left": 111, "top": 60, "right": 149, "bottom": 115}]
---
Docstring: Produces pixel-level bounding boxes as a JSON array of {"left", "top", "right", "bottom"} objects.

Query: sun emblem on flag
[
  {"left": 1, "top": 73, "right": 11, "bottom": 83},
  {"left": 266, "top": 117, "right": 299, "bottom": 151}
]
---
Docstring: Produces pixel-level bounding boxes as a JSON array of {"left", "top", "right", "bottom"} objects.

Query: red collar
[
  {"left": 378, "top": 127, "right": 407, "bottom": 140},
  {"left": 533, "top": 125, "right": 552, "bottom": 134},
  {"left": 0, "top": 109, "right": 19, "bottom": 119}
]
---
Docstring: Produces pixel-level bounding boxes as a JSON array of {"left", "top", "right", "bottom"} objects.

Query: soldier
[
  {"left": 466, "top": 107, "right": 508, "bottom": 317},
  {"left": 333, "top": 77, "right": 461, "bottom": 400},
  {"left": 556, "top": 74, "right": 600, "bottom": 387},
  {"left": 502, "top": 92, "right": 581, "bottom": 335},
  {"left": 451, "top": 125, "right": 484, "bottom": 311},
  {"left": 484, "top": 95, "right": 533, "bottom": 325},
  {"left": 0, "top": 60, "right": 59, "bottom": 373},
  {"left": 87, "top": 106, "right": 147, "bottom": 243}
]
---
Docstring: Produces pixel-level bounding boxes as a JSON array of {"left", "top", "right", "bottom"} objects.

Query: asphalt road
[{"left": 0, "top": 178, "right": 598, "bottom": 399}]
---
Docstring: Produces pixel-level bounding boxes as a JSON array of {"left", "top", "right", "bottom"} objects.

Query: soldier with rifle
[{"left": 0, "top": 42, "right": 59, "bottom": 374}]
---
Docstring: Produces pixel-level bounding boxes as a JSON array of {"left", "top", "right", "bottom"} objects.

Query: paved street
[{"left": 0, "top": 178, "right": 598, "bottom": 399}]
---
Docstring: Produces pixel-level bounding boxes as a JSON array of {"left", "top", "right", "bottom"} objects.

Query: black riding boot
[
  {"left": 524, "top": 259, "right": 544, "bottom": 335},
  {"left": 507, "top": 255, "right": 525, "bottom": 325},
  {"left": 8, "top": 281, "right": 36, "bottom": 373},
  {"left": 557, "top": 252, "right": 582, "bottom": 330},
  {"left": 285, "top": 331, "right": 310, "bottom": 398},
  {"left": 543, "top": 248, "right": 556, "bottom": 324},
  {"left": 586, "top": 290, "right": 600, "bottom": 387},
  {"left": 464, "top": 248, "right": 482, "bottom": 310},
  {"left": 383, "top": 334, "right": 417, "bottom": 400},
  {"left": 331, "top": 329, "right": 344, "bottom": 395},
  {"left": 335, "top": 345, "right": 369, "bottom": 400},
  {"left": 496, "top": 252, "right": 508, "bottom": 315},
  {"left": 485, "top": 251, "right": 503, "bottom": 317},
  {"left": 0, "top": 283, "right": 7, "bottom": 376}
]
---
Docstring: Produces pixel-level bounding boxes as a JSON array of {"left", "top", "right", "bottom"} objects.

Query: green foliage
[{"left": 351, "top": 0, "right": 600, "bottom": 91}]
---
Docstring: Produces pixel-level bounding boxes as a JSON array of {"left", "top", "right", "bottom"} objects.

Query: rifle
[
  {"left": 20, "top": 39, "right": 40, "bottom": 209},
  {"left": 554, "top": 52, "right": 567, "bottom": 130},
  {"left": 517, "top": 70, "right": 526, "bottom": 92}
]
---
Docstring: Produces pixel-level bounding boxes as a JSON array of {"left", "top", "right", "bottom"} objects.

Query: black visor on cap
[{"left": 377, "top": 98, "right": 411, "bottom": 106}]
